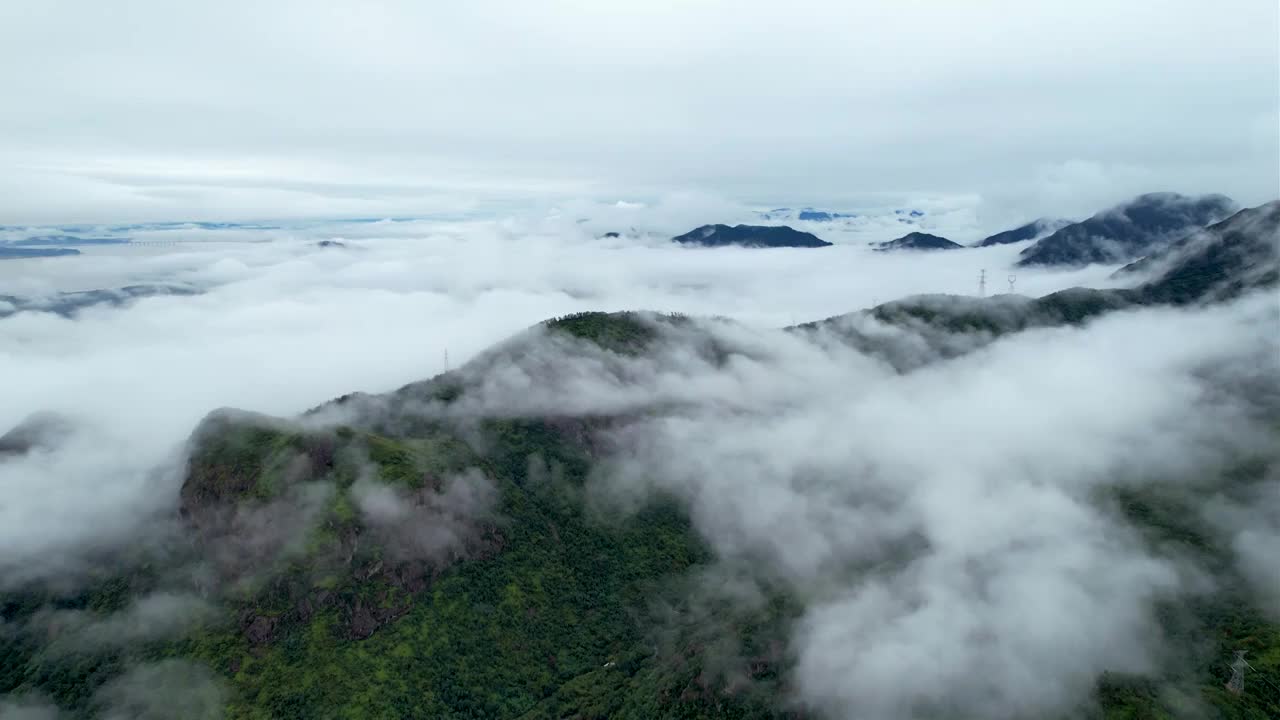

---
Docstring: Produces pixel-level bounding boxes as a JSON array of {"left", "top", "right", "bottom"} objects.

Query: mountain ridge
[
  {"left": 976, "top": 218, "right": 1071, "bottom": 247},
  {"left": 2, "top": 199, "right": 1277, "bottom": 719},
  {"left": 875, "top": 231, "right": 963, "bottom": 252},
  {"left": 671, "top": 224, "right": 832, "bottom": 248},
  {"left": 1016, "top": 192, "right": 1236, "bottom": 268}
]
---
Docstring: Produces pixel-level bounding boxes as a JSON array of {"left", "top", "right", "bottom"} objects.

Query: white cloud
[
  {"left": 0, "top": 203, "right": 1274, "bottom": 718},
  {"left": 0, "top": 214, "right": 1120, "bottom": 588},
  {"left": 30, "top": 593, "right": 216, "bottom": 655},
  {"left": 93, "top": 659, "right": 226, "bottom": 720},
  {"left": 490, "top": 294, "right": 1277, "bottom": 718},
  {"left": 0, "top": 697, "right": 62, "bottom": 720},
  {"left": 351, "top": 466, "right": 497, "bottom": 562},
  {"left": 0, "top": 1, "right": 1274, "bottom": 222}
]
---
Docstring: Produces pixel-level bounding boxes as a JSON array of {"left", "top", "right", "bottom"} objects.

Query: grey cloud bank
[{"left": 0, "top": 1, "right": 1275, "bottom": 223}]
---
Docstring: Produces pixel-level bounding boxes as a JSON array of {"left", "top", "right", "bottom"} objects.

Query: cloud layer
[
  {"left": 0, "top": 208, "right": 1276, "bottom": 718},
  {"left": 0, "top": 211, "right": 1123, "bottom": 584},
  {"left": 464, "top": 294, "right": 1278, "bottom": 718},
  {"left": 0, "top": 1, "right": 1275, "bottom": 222}
]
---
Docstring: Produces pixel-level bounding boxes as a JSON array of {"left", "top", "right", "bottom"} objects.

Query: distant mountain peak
[
  {"left": 672, "top": 224, "right": 832, "bottom": 248},
  {"left": 1124, "top": 199, "right": 1280, "bottom": 303},
  {"left": 876, "top": 231, "right": 963, "bottom": 252},
  {"left": 976, "top": 218, "right": 1071, "bottom": 247},
  {"left": 756, "top": 207, "right": 858, "bottom": 222},
  {"left": 1017, "top": 192, "right": 1237, "bottom": 268}
]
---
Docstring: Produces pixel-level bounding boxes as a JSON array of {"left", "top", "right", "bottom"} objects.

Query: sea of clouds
[{"left": 5, "top": 196, "right": 1272, "bottom": 719}]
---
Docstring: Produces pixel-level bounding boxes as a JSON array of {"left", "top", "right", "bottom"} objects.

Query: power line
[
  {"left": 1227, "top": 651, "right": 1248, "bottom": 695},
  {"left": 1246, "top": 663, "right": 1280, "bottom": 696},
  {"left": 1224, "top": 650, "right": 1280, "bottom": 700}
]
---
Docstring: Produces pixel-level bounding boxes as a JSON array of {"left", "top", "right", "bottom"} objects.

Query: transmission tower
[
  {"left": 1007, "top": 274, "right": 1017, "bottom": 294},
  {"left": 978, "top": 269, "right": 986, "bottom": 297},
  {"left": 444, "top": 348, "right": 450, "bottom": 373},
  {"left": 1226, "top": 651, "right": 1250, "bottom": 695}
]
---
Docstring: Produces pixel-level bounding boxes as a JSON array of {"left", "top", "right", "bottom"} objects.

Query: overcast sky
[{"left": 0, "top": 0, "right": 1276, "bottom": 223}]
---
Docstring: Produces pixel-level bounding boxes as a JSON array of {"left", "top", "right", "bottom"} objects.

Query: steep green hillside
[
  {"left": 3, "top": 294, "right": 1278, "bottom": 718},
  {"left": 0, "top": 367, "right": 785, "bottom": 718}
]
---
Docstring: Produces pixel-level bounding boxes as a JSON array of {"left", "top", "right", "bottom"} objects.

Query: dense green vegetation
[
  {"left": 544, "top": 311, "right": 666, "bottom": 355},
  {"left": 1, "top": 402, "right": 783, "bottom": 718},
  {"left": 3, "top": 297, "right": 1278, "bottom": 718},
  {"left": 1098, "top": 465, "right": 1280, "bottom": 719}
]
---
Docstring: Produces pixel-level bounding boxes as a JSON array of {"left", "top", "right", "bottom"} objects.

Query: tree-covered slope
[
  {"left": 671, "top": 225, "right": 832, "bottom": 248},
  {"left": 976, "top": 218, "right": 1070, "bottom": 247},
  {"left": 0, "top": 343, "right": 790, "bottom": 719},
  {"left": 2, "top": 256, "right": 1278, "bottom": 718},
  {"left": 1117, "top": 200, "right": 1280, "bottom": 305},
  {"left": 875, "top": 232, "right": 963, "bottom": 252},
  {"left": 1016, "top": 192, "right": 1237, "bottom": 268}
]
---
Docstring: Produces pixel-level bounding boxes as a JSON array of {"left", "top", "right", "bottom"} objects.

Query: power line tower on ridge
[
  {"left": 979, "top": 269, "right": 986, "bottom": 297},
  {"left": 1226, "top": 650, "right": 1250, "bottom": 695}
]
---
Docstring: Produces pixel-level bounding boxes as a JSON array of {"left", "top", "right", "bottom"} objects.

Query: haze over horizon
[{"left": 1, "top": 0, "right": 1276, "bottom": 226}]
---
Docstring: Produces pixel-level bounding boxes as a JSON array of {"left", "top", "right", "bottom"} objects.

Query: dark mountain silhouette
[
  {"left": 1016, "top": 192, "right": 1236, "bottom": 267},
  {"left": 1121, "top": 200, "right": 1280, "bottom": 304},
  {"left": 672, "top": 224, "right": 832, "bottom": 248},
  {"left": 802, "top": 201, "right": 1277, "bottom": 370},
  {"left": 798, "top": 209, "right": 854, "bottom": 221},
  {"left": 757, "top": 207, "right": 855, "bottom": 221},
  {"left": 0, "top": 246, "right": 80, "bottom": 259},
  {"left": 11, "top": 236, "right": 128, "bottom": 246},
  {"left": 0, "top": 412, "right": 75, "bottom": 456},
  {"left": 976, "top": 218, "right": 1070, "bottom": 247},
  {"left": 3, "top": 201, "right": 1277, "bottom": 719},
  {"left": 875, "top": 232, "right": 963, "bottom": 251},
  {"left": 0, "top": 284, "right": 200, "bottom": 319}
]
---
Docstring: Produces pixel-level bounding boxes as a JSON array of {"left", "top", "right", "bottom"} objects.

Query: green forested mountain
[
  {"left": 2, "top": 205, "right": 1278, "bottom": 720},
  {"left": 1015, "top": 193, "right": 1238, "bottom": 268}
]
